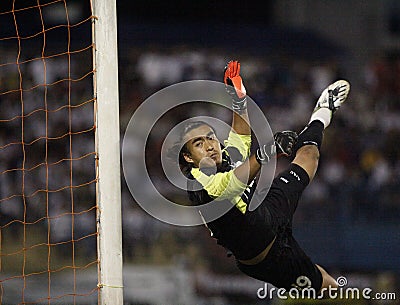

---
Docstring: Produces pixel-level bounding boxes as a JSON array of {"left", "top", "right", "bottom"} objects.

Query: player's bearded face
[{"left": 183, "top": 125, "right": 222, "bottom": 168}]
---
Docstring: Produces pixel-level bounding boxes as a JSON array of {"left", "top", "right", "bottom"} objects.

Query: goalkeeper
[{"left": 171, "top": 60, "right": 350, "bottom": 293}]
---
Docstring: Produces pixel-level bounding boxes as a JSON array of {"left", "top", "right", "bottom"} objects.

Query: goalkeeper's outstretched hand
[{"left": 224, "top": 60, "right": 247, "bottom": 113}]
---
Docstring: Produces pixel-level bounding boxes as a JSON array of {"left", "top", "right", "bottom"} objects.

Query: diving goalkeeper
[{"left": 172, "top": 60, "right": 350, "bottom": 293}]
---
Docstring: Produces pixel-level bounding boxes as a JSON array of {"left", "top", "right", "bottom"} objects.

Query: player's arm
[
  {"left": 192, "top": 130, "right": 298, "bottom": 200},
  {"left": 191, "top": 156, "right": 260, "bottom": 200},
  {"left": 224, "top": 60, "right": 250, "bottom": 136},
  {"left": 234, "top": 130, "right": 298, "bottom": 184},
  {"left": 223, "top": 60, "right": 298, "bottom": 164}
]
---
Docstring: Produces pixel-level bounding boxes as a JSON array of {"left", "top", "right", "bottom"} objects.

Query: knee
[
  {"left": 292, "top": 145, "right": 320, "bottom": 180},
  {"left": 296, "top": 145, "right": 320, "bottom": 161}
]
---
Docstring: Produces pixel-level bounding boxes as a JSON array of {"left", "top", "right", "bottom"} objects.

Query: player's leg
[
  {"left": 292, "top": 80, "right": 350, "bottom": 180},
  {"left": 316, "top": 264, "right": 338, "bottom": 298},
  {"left": 291, "top": 80, "right": 350, "bottom": 294},
  {"left": 316, "top": 264, "right": 338, "bottom": 289},
  {"left": 292, "top": 144, "right": 320, "bottom": 181},
  {"left": 239, "top": 81, "right": 351, "bottom": 292},
  {"left": 237, "top": 234, "right": 336, "bottom": 293}
]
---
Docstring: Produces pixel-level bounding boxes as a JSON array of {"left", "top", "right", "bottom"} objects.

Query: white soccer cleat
[{"left": 314, "top": 80, "right": 350, "bottom": 113}]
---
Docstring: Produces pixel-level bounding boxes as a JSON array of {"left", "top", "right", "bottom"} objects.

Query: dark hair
[{"left": 167, "top": 120, "right": 216, "bottom": 176}]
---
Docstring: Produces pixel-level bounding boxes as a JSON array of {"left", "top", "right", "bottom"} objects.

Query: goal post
[
  {"left": 0, "top": 0, "right": 123, "bottom": 303},
  {"left": 92, "top": 0, "right": 124, "bottom": 304}
]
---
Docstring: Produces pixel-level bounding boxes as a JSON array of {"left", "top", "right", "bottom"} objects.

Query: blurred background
[
  {"left": 1, "top": 0, "right": 400, "bottom": 304},
  {"left": 118, "top": 1, "right": 400, "bottom": 304}
]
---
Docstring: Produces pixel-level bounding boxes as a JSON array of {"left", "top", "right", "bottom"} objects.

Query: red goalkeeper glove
[{"left": 224, "top": 60, "right": 247, "bottom": 113}]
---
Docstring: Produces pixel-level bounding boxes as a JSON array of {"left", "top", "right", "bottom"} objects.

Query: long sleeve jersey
[{"left": 187, "top": 131, "right": 275, "bottom": 260}]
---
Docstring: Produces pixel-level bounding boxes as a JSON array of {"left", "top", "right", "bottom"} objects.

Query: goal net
[{"left": 0, "top": 1, "right": 122, "bottom": 304}]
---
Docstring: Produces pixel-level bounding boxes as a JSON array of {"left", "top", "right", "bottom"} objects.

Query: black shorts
[{"left": 237, "top": 163, "right": 323, "bottom": 291}]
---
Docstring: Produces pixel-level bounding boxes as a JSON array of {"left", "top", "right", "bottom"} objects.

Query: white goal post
[{"left": 92, "top": 0, "right": 124, "bottom": 304}]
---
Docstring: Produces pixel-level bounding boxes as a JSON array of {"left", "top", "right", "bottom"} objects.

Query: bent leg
[
  {"left": 291, "top": 79, "right": 350, "bottom": 181},
  {"left": 290, "top": 118, "right": 324, "bottom": 181}
]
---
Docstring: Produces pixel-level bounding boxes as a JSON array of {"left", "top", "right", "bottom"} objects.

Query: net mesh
[{"left": 0, "top": 1, "right": 98, "bottom": 303}]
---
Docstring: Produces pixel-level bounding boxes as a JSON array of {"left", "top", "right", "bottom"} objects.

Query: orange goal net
[{"left": 0, "top": 1, "right": 102, "bottom": 303}]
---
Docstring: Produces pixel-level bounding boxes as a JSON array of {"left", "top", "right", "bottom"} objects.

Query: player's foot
[
  {"left": 309, "top": 80, "right": 350, "bottom": 128},
  {"left": 314, "top": 80, "right": 350, "bottom": 113}
]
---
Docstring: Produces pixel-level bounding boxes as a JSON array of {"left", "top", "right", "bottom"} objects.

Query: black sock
[{"left": 293, "top": 120, "right": 324, "bottom": 153}]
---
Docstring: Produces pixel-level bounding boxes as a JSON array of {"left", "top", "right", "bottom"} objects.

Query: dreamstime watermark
[
  {"left": 122, "top": 80, "right": 276, "bottom": 226},
  {"left": 257, "top": 276, "right": 397, "bottom": 301}
]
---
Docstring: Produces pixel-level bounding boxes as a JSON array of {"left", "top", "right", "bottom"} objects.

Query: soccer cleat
[{"left": 314, "top": 80, "right": 350, "bottom": 113}]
